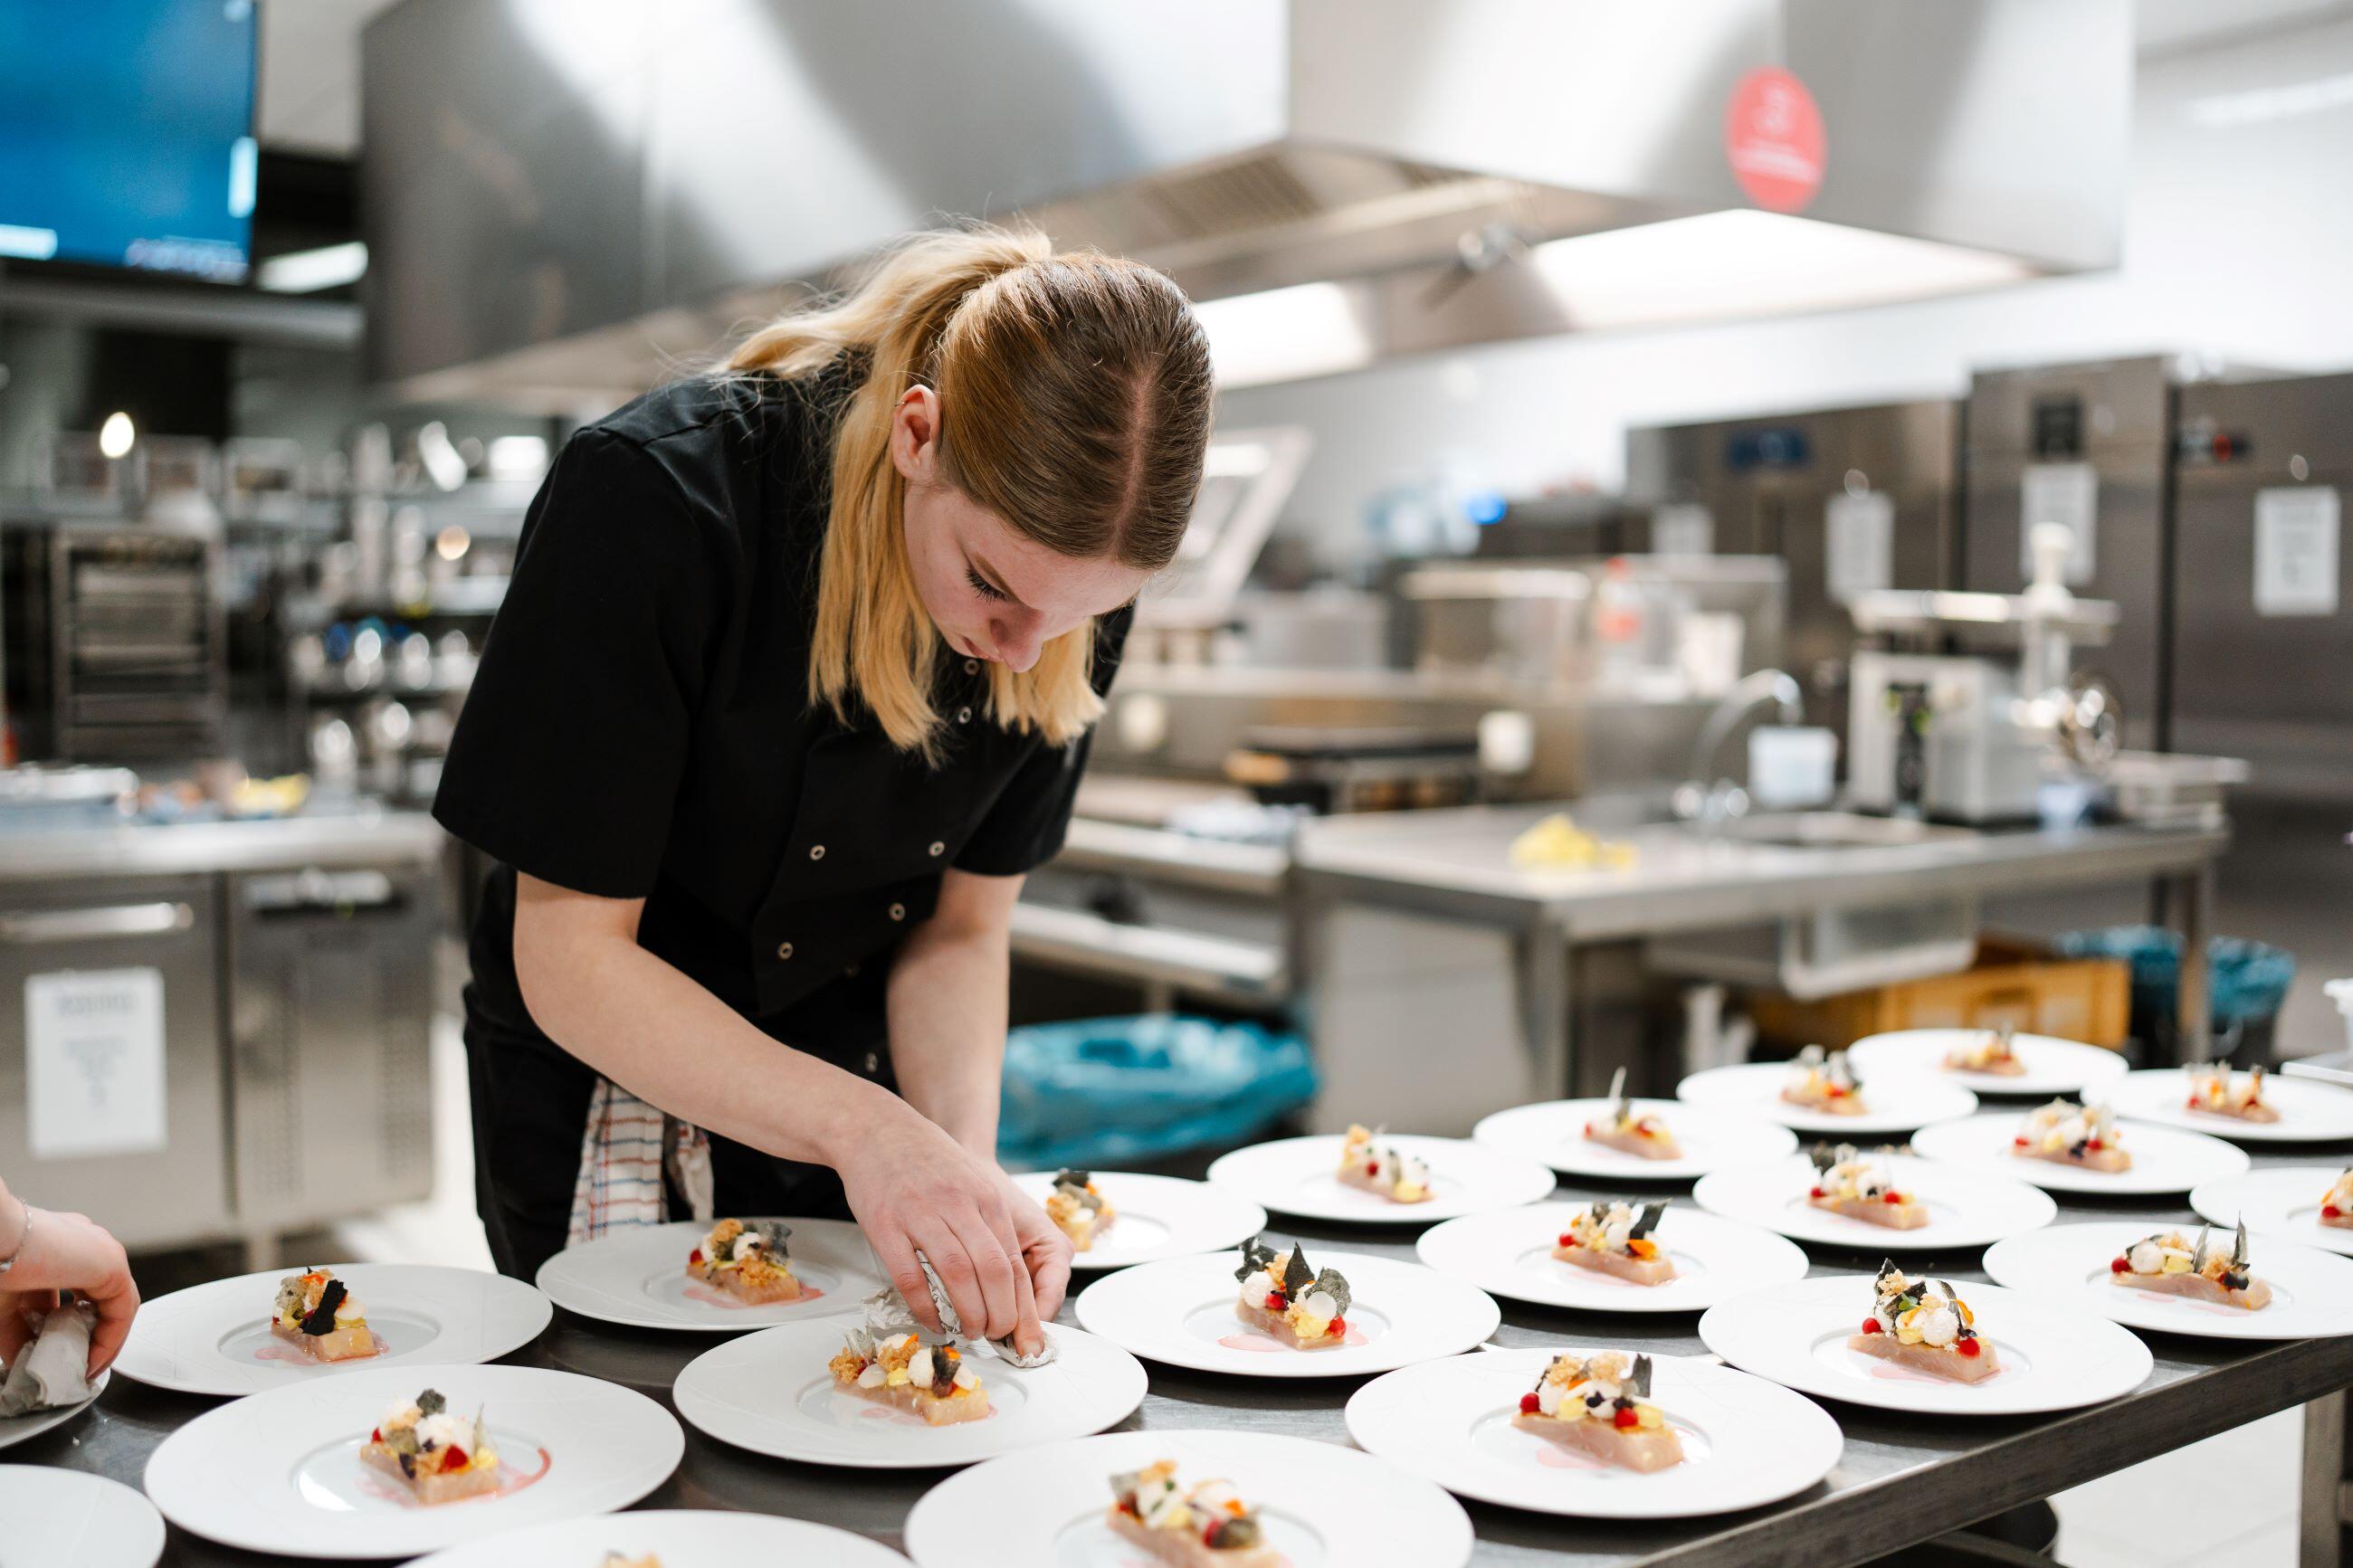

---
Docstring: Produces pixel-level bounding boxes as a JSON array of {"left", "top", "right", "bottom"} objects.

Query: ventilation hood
[{"left": 364, "top": 0, "right": 2130, "bottom": 405}]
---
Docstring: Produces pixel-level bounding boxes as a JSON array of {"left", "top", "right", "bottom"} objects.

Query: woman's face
[{"left": 892, "top": 387, "right": 1148, "bottom": 673}]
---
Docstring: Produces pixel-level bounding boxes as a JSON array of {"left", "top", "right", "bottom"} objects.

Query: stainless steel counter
[
  {"left": 1292, "top": 804, "right": 2225, "bottom": 940},
  {"left": 1291, "top": 806, "right": 2230, "bottom": 1126},
  {"left": 22, "top": 1146, "right": 2353, "bottom": 1566},
  {"left": 0, "top": 804, "right": 443, "bottom": 883}
]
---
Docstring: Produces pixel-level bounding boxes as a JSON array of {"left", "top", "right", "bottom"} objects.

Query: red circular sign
[{"left": 1724, "top": 66, "right": 1826, "bottom": 214}]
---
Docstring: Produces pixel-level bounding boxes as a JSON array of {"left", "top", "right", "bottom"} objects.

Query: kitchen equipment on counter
[
  {"left": 1844, "top": 526, "right": 2122, "bottom": 823},
  {"left": 1628, "top": 399, "right": 1960, "bottom": 740},
  {"left": 1, "top": 521, "right": 227, "bottom": 763},
  {"left": 1224, "top": 724, "right": 1483, "bottom": 814}
]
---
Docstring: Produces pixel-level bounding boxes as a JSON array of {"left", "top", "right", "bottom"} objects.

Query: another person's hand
[
  {"left": 0, "top": 1193, "right": 140, "bottom": 1378},
  {"left": 996, "top": 1169, "right": 1073, "bottom": 1326},
  {"left": 832, "top": 1098, "right": 1045, "bottom": 1356}
]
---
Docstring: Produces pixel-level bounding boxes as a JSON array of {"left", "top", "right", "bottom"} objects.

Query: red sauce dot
[
  {"left": 1808, "top": 1187, "right": 1825, "bottom": 1199},
  {"left": 1882, "top": 1192, "right": 1902, "bottom": 1204},
  {"left": 1859, "top": 1318, "right": 1882, "bottom": 1335},
  {"left": 1957, "top": 1337, "right": 1982, "bottom": 1358},
  {"left": 1263, "top": 1291, "right": 1287, "bottom": 1311},
  {"left": 2110, "top": 1257, "right": 2130, "bottom": 1273},
  {"left": 1614, "top": 1407, "right": 1640, "bottom": 1429},
  {"left": 1519, "top": 1392, "right": 1540, "bottom": 1414}
]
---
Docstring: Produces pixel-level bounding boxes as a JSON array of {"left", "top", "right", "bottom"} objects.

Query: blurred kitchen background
[{"left": 2, "top": 0, "right": 2350, "bottom": 1411}]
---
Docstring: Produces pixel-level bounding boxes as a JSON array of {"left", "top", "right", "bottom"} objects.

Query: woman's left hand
[{"left": 996, "top": 1171, "right": 1073, "bottom": 1325}]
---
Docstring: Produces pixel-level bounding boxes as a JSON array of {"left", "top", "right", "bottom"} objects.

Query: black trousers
[{"left": 461, "top": 983, "right": 886, "bottom": 1283}]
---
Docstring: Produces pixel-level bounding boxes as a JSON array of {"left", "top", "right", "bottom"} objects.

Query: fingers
[
  {"left": 86, "top": 1273, "right": 138, "bottom": 1377},
  {"left": 0, "top": 1293, "right": 35, "bottom": 1366},
  {"left": 1026, "top": 1222, "right": 1073, "bottom": 1326},
  {"left": 960, "top": 1190, "right": 1026, "bottom": 1347},
  {"left": 899, "top": 1212, "right": 993, "bottom": 1335},
  {"left": 864, "top": 1221, "right": 944, "bottom": 1336},
  {"left": 1005, "top": 1246, "right": 1043, "bottom": 1358}
]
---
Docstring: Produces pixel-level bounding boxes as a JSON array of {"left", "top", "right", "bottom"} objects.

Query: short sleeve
[
  {"left": 433, "top": 429, "right": 725, "bottom": 898},
  {"left": 953, "top": 607, "right": 1131, "bottom": 878}
]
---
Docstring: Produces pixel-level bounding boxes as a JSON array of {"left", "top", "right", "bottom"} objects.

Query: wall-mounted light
[{"left": 98, "top": 412, "right": 136, "bottom": 460}]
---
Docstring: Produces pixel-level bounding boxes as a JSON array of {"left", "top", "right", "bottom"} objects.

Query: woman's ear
[{"left": 890, "top": 385, "right": 943, "bottom": 484}]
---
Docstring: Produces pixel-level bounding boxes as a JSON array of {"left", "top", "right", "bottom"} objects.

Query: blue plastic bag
[{"left": 998, "top": 1014, "right": 1318, "bottom": 1171}]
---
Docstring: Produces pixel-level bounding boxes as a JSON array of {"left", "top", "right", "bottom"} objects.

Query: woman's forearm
[
  {"left": 887, "top": 871, "right": 1020, "bottom": 1155},
  {"left": 514, "top": 892, "right": 889, "bottom": 1169}
]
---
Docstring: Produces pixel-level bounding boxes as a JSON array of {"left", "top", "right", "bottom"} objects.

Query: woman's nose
[{"left": 988, "top": 614, "right": 1045, "bottom": 673}]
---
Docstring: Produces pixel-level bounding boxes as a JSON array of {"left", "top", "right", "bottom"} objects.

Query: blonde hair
[{"left": 722, "top": 226, "right": 1213, "bottom": 757}]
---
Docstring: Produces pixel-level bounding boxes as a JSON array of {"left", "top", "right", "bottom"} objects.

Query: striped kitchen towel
[{"left": 566, "top": 1078, "right": 715, "bottom": 1245}]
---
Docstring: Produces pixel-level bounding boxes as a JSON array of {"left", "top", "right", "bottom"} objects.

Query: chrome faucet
[{"left": 1674, "top": 669, "right": 1804, "bottom": 825}]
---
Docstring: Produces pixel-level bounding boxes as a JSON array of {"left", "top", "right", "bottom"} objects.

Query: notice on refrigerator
[
  {"left": 1825, "top": 489, "right": 1893, "bottom": 603},
  {"left": 2253, "top": 485, "right": 2339, "bottom": 616},
  {"left": 2020, "top": 461, "right": 2099, "bottom": 583},
  {"left": 25, "top": 967, "right": 167, "bottom": 1159}
]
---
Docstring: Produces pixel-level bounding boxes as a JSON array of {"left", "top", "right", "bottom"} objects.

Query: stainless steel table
[{"left": 20, "top": 1145, "right": 2353, "bottom": 1566}]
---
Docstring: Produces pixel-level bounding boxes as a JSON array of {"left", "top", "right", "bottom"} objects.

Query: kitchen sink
[{"left": 1704, "top": 811, "right": 1978, "bottom": 850}]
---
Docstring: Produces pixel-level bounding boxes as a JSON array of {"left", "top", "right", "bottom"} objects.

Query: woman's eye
[{"left": 966, "top": 565, "right": 1007, "bottom": 602}]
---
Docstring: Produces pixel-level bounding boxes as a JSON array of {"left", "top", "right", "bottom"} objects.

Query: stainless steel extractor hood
[{"left": 363, "top": 0, "right": 2130, "bottom": 404}]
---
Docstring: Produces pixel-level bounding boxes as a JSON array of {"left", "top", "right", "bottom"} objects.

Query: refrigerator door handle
[{"left": 0, "top": 901, "right": 195, "bottom": 943}]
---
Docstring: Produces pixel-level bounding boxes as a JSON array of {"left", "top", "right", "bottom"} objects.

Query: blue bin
[
  {"left": 2056, "top": 927, "right": 2295, "bottom": 1056},
  {"left": 998, "top": 1014, "right": 1318, "bottom": 1171}
]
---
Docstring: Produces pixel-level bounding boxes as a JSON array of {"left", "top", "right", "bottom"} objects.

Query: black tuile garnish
[
  {"left": 1606, "top": 1066, "right": 1632, "bottom": 1119},
  {"left": 1310, "top": 1266, "right": 1352, "bottom": 1318},
  {"left": 1629, "top": 1200, "right": 1668, "bottom": 1240},
  {"left": 1234, "top": 1237, "right": 1277, "bottom": 1283},
  {"left": 2233, "top": 1216, "right": 2251, "bottom": 1272},
  {"left": 1281, "top": 1245, "right": 1316, "bottom": 1298},
  {"left": 298, "top": 1277, "right": 348, "bottom": 1336},
  {"left": 415, "top": 1389, "right": 446, "bottom": 1419},
  {"left": 1628, "top": 1354, "right": 1653, "bottom": 1399},
  {"left": 1809, "top": 1143, "right": 1840, "bottom": 1174},
  {"left": 1054, "top": 1168, "right": 1091, "bottom": 1191},
  {"left": 752, "top": 1221, "right": 792, "bottom": 1259},
  {"left": 2191, "top": 1221, "right": 2215, "bottom": 1272}
]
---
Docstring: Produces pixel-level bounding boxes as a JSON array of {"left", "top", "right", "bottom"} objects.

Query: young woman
[{"left": 434, "top": 228, "right": 1213, "bottom": 1355}]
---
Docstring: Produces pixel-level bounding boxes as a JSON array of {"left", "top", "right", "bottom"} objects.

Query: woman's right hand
[{"left": 831, "top": 1096, "right": 1042, "bottom": 1356}]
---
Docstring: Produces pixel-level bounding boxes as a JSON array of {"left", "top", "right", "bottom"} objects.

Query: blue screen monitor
[{"left": 0, "top": 0, "right": 260, "bottom": 282}]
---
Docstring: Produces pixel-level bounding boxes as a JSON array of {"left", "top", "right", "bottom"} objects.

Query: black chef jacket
[{"left": 433, "top": 365, "right": 1126, "bottom": 1281}]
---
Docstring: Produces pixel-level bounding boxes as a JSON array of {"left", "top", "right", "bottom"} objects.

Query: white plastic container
[{"left": 1748, "top": 726, "right": 1838, "bottom": 810}]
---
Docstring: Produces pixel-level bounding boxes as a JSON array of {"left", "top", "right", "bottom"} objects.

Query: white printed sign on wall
[
  {"left": 1826, "top": 489, "right": 1894, "bottom": 604},
  {"left": 2021, "top": 462, "right": 2099, "bottom": 584},
  {"left": 25, "top": 967, "right": 167, "bottom": 1159},
  {"left": 2253, "top": 486, "right": 2339, "bottom": 617}
]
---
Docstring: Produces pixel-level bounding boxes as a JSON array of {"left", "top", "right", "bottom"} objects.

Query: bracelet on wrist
[{"left": 0, "top": 1199, "right": 32, "bottom": 1275}]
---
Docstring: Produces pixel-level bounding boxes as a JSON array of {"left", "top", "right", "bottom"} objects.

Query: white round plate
[
  {"left": 1415, "top": 1202, "right": 1808, "bottom": 1313},
  {"left": 1984, "top": 1221, "right": 2353, "bottom": 1342},
  {"left": 1007, "top": 1171, "right": 1267, "bottom": 1270},
  {"left": 1693, "top": 1153, "right": 2056, "bottom": 1253},
  {"left": 1074, "top": 1250, "right": 1500, "bottom": 1378},
  {"left": 1675, "top": 1063, "right": 1978, "bottom": 1136},
  {"left": 0, "top": 1369, "right": 106, "bottom": 1451},
  {"left": 2192, "top": 1166, "right": 2353, "bottom": 1258},
  {"left": 672, "top": 1319, "right": 1146, "bottom": 1469},
  {"left": 2106, "top": 1068, "right": 2353, "bottom": 1145},
  {"left": 142, "top": 1363, "right": 681, "bottom": 1559},
  {"left": 1910, "top": 1113, "right": 2249, "bottom": 1195},
  {"left": 537, "top": 1218, "right": 885, "bottom": 1333},
  {"left": 903, "top": 1429, "right": 1472, "bottom": 1568},
  {"left": 1473, "top": 1098, "right": 1798, "bottom": 1181},
  {"left": 403, "top": 1508, "right": 910, "bottom": 1566},
  {"left": 1346, "top": 1349, "right": 1841, "bottom": 1519},
  {"left": 0, "top": 1466, "right": 163, "bottom": 1567},
  {"left": 1848, "top": 1030, "right": 2129, "bottom": 1098},
  {"left": 1206, "top": 1134, "right": 1554, "bottom": 1224},
  {"left": 116, "top": 1265, "right": 551, "bottom": 1396},
  {"left": 1699, "top": 1275, "right": 2153, "bottom": 1416}
]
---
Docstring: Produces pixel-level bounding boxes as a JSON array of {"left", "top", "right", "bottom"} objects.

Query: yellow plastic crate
[{"left": 1747, "top": 936, "right": 2130, "bottom": 1051}]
